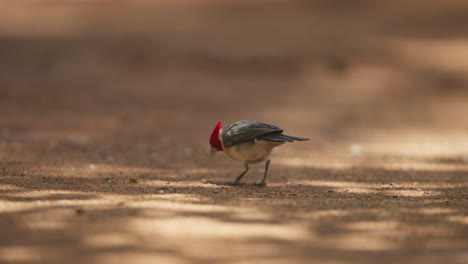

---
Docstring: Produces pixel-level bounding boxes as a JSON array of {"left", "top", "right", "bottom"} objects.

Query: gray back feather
[{"left": 222, "top": 120, "right": 283, "bottom": 147}]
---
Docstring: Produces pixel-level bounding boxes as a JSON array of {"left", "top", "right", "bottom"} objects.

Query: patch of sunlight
[
  {"left": 24, "top": 217, "right": 69, "bottom": 231},
  {"left": 128, "top": 199, "right": 281, "bottom": 222},
  {"left": 298, "top": 180, "right": 378, "bottom": 189},
  {"left": 365, "top": 131, "right": 468, "bottom": 158},
  {"left": 125, "top": 200, "right": 231, "bottom": 214},
  {"left": 235, "top": 258, "right": 346, "bottom": 264},
  {"left": 84, "top": 233, "right": 140, "bottom": 248},
  {"left": 392, "top": 37, "right": 468, "bottom": 74},
  {"left": 81, "top": 164, "right": 217, "bottom": 178},
  {"left": 0, "top": 246, "right": 44, "bottom": 262},
  {"left": 323, "top": 233, "right": 399, "bottom": 252},
  {"left": 302, "top": 209, "right": 350, "bottom": 219},
  {"left": 6, "top": 190, "right": 93, "bottom": 198},
  {"left": 0, "top": 194, "right": 117, "bottom": 213},
  {"left": 344, "top": 221, "right": 400, "bottom": 233},
  {"left": 181, "top": 168, "right": 216, "bottom": 174},
  {"left": 144, "top": 193, "right": 205, "bottom": 203},
  {"left": 446, "top": 215, "right": 468, "bottom": 225},
  {"left": 79, "top": 164, "right": 165, "bottom": 175},
  {"left": 405, "top": 225, "right": 453, "bottom": 236},
  {"left": 340, "top": 187, "right": 376, "bottom": 194},
  {"left": 0, "top": 184, "right": 23, "bottom": 191},
  {"left": 93, "top": 252, "right": 186, "bottom": 264},
  {"left": 142, "top": 180, "right": 219, "bottom": 189},
  {"left": 275, "top": 157, "right": 352, "bottom": 169},
  {"left": 418, "top": 207, "right": 458, "bottom": 215},
  {"left": 0, "top": 201, "right": 47, "bottom": 213},
  {"left": 32, "top": 163, "right": 198, "bottom": 178},
  {"left": 297, "top": 180, "right": 447, "bottom": 197},
  {"left": 384, "top": 189, "right": 429, "bottom": 197},
  {"left": 279, "top": 156, "right": 468, "bottom": 172},
  {"left": 373, "top": 161, "right": 468, "bottom": 172},
  {"left": 130, "top": 217, "right": 311, "bottom": 241},
  {"left": 400, "top": 182, "right": 466, "bottom": 189}
]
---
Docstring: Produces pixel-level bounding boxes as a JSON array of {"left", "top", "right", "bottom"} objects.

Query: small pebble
[
  {"left": 201, "top": 178, "right": 208, "bottom": 183},
  {"left": 349, "top": 144, "right": 363, "bottom": 156},
  {"left": 105, "top": 178, "right": 112, "bottom": 183},
  {"left": 159, "top": 190, "right": 165, "bottom": 194},
  {"left": 75, "top": 208, "right": 85, "bottom": 215},
  {"left": 89, "top": 164, "right": 96, "bottom": 170}
]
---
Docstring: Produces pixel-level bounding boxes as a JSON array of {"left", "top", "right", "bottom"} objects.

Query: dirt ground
[{"left": 1, "top": 1, "right": 468, "bottom": 263}]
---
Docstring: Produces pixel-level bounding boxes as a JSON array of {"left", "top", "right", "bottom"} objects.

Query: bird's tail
[{"left": 259, "top": 133, "right": 309, "bottom": 142}]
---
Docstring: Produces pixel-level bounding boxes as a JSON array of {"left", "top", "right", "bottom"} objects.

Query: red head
[{"left": 209, "top": 121, "right": 223, "bottom": 155}]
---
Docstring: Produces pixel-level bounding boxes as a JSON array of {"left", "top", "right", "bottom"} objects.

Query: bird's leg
[
  {"left": 230, "top": 162, "right": 249, "bottom": 185},
  {"left": 256, "top": 159, "right": 270, "bottom": 187}
]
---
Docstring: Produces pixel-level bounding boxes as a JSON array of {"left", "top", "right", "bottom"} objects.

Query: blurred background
[
  {"left": 2, "top": 0, "right": 468, "bottom": 159},
  {"left": 1, "top": 1, "right": 468, "bottom": 264},
  {"left": 1, "top": 0, "right": 468, "bottom": 166}
]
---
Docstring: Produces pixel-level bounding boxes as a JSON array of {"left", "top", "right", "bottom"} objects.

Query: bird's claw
[
  {"left": 255, "top": 181, "right": 267, "bottom": 187},
  {"left": 227, "top": 181, "right": 243, "bottom": 186},
  {"left": 226, "top": 181, "right": 266, "bottom": 187}
]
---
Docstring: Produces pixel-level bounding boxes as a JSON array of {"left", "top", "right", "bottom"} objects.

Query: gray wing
[{"left": 222, "top": 120, "right": 283, "bottom": 147}]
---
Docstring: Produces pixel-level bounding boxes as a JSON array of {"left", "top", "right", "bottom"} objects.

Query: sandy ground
[{"left": 1, "top": 1, "right": 468, "bottom": 263}]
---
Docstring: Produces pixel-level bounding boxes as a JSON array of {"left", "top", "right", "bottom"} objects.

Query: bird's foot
[{"left": 255, "top": 181, "right": 267, "bottom": 187}]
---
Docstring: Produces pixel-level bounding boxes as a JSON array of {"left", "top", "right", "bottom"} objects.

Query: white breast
[{"left": 222, "top": 139, "right": 284, "bottom": 164}]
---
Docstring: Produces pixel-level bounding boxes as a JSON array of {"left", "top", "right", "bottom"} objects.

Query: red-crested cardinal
[{"left": 209, "top": 120, "right": 309, "bottom": 186}]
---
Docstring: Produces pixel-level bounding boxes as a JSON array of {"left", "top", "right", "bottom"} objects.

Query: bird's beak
[{"left": 210, "top": 147, "right": 217, "bottom": 156}]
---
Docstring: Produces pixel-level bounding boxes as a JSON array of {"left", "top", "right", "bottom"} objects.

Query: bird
[{"left": 209, "top": 120, "right": 309, "bottom": 186}]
